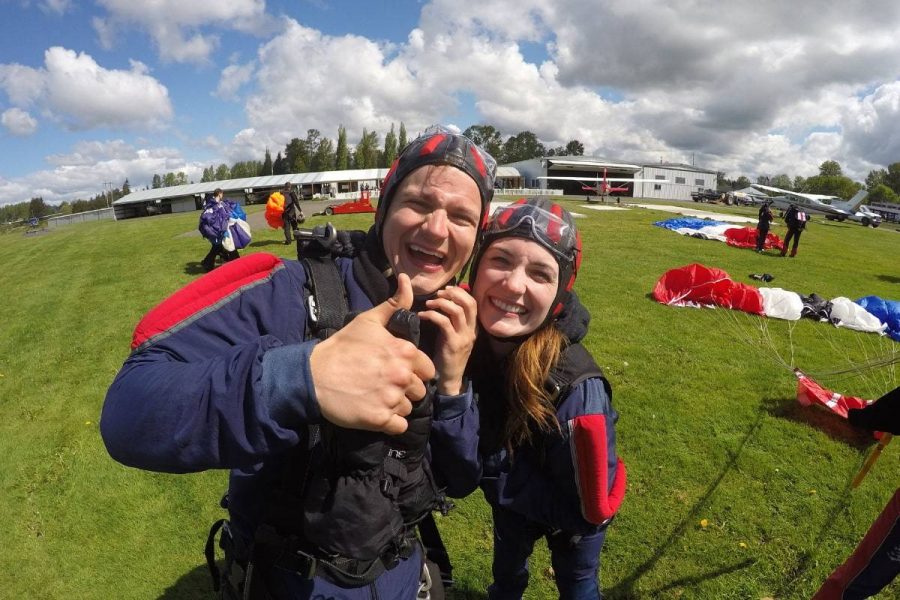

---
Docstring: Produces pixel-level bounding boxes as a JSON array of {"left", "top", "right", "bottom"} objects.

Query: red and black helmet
[
  {"left": 375, "top": 125, "right": 497, "bottom": 236},
  {"left": 470, "top": 197, "right": 582, "bottom": 319}
]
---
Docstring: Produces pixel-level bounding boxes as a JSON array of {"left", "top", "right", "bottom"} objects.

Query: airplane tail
[{"left": 831, "top": 189, "right": 868, "bottom": 213}]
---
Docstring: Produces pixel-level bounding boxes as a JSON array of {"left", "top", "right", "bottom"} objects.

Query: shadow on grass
[
  {"left": 183, "top": 261, "right": 211, "bottom": 275},
  {"left": 760, "top": 396, "right": 873, "bottom": 450},
  {"left": 606, "top": 411, "right": 764, "bottom": 599},
  {"left": 448, "top": 583, "right": 489, "bottom": 599},
  {"left": 877, "top": 274, "right": 900, "bottom": 284},
  {"left": 769, "top": 457, "right": 864, "bottom": 599},
  {"left": 157, "top": 564, "right": 214, "bottom": 599},
  {"left": 249, "top": 239, "right": 293, "bottom": 249}
]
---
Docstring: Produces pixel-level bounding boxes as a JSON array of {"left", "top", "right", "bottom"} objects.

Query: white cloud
[
  {"left": 1, "top": 108, "right": 38, "bottom": 136},
  {"left": 0, "top": 139, "right": 207, "bottom": 206},
  {"left": 215, "top": 62, "right": 256, "bottom": 100},
  {"left": 94, "top": 0, "right": 273, "bottom": 64},
  {"left": 0, "top": 47, "right": 173, "bottom": 131},
  {"left": 39, "top": 0, "right": 71, "bottom": 15}
]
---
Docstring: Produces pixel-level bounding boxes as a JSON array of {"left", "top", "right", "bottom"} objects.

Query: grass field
[{"left": 0, "top": 197, "right": 897, "bottom": 599}]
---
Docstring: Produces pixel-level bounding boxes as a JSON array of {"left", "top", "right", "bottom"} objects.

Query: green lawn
[{"left": 0, "top": 198, "right": 896, "bottom": 599}]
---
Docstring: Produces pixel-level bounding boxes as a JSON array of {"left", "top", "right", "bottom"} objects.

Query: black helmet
[{"left": 375, "top": 125, "right": 497, "bottom": 236}]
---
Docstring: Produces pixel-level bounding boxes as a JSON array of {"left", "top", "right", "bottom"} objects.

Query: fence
[{"left": 47, "top": 207, "right": 115, "bottom": 228}]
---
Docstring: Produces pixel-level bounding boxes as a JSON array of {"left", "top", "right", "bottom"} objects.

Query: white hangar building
[{"left": 506, "top": 156, "right": 717, "bottom": 201}]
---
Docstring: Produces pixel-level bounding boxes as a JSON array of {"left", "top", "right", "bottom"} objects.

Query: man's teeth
[
  {"left": 492, "top": 298, "right": 525, "bottom": 314},
  {"left": 410, "top": 244, "right": 444, "bottom": 259}
]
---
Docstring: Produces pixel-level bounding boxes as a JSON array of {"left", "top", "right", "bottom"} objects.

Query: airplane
[
  {"left": 538, "top": 168, "right": 667, "bottom": 203},
  {"left": 749, "top": 184, "right": 879, "bottom": 227}
]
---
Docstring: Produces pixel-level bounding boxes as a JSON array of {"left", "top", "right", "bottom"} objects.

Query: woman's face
[{"left": 473, "top": 237, "right": 559, "bottom": 338}]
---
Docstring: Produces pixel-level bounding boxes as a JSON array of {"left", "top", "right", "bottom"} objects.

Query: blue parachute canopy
[
  {"left": 653, "top": 217, "right": 730, "bottom": 231},
  {"left": 855, "top": 296, "right": 900, "bottom": 341}
]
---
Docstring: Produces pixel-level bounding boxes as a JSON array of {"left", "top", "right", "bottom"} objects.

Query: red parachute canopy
[
  {"left": 724, "top": 227, "right": 784, "bottom": 251},
  {"left": 652, "top": 263, "right": 764, "bottom": 314},
  {"left": 794, "top": 369, "right": 883, "bottom": 439},
  {"left": 265, "top": 191, "right": 286, "bottom": 229},
  {"left": 794, "top": 369, "right": 870, "bottom": 419}
]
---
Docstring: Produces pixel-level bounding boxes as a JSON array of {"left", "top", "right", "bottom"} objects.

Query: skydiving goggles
[{"left": 484, "top": 202, "right": 578, "bottom": 263}]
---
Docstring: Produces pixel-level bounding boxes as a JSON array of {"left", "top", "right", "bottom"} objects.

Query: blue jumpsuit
[
  {"left": 101, "top": 252, "right": 424, "bottom": 599},
  {"left": 430, "top": 332, "right": 626, "bottom": 600}
]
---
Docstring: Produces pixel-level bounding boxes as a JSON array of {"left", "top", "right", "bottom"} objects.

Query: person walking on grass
[
  {"left": 756, "top": 200, "right": 774, "bottom": 253},
  {"left": 781, "top": 203, "right": 807, "bottom": 257},
  {"left": 199, "top": 188, "right": 240, "bottom": 271}
]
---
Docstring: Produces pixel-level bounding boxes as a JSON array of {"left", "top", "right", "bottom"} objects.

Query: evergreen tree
[
  {"left": 354, "top": 128, "right": 380, "bottom": 169},
  {"left": 152, "top": 174, "right": 162, "bottom": 189},
  {"left": 260, "top": 148, "right": 273, "bottom": 176},
  {"left": 398, "top": 122, "right": 408, "bottom": 152},
  {"left": 214, "top": 164, "right": 231, "bottom": 181},
  {"left": 383, "top": 123, "right": 398, "bottom": 167},
  {"left": 122, "top": 179, "right": 131, "bottom": 195},
  {"left": 201, "top": 166, "right": 214, "bottom": 182},
  {"left": 335, "top": 125, "right": 349, "bottom": 170},
  {"left": 312, "top": 137, "right": 335, "bottom": 172},
  {"left": 273, "top": 152, "right": 287, "bottom": 175}
]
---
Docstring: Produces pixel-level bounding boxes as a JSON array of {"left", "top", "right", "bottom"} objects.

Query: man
[
  {"left": 781, "top": 203, "right": 807, "bottom": 257},
  {"left": 756, "top": 200, "right": 774, "bottom": 253},
  {"left": 101, "top": 127, "right": 496, "bottom": 598},
  {"left": 282, "top": 183, "right": 304, "bottom": 245}
]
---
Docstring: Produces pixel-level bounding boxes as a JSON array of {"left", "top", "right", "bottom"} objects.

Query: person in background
[
  {"left": 756, "top": 200, "right": 774, "bottom": 253},
  {"left": 813, "top": 386, "right": 899, "bottom": 600},
  {"left": 199, "top": 188, "right": 239, "bottom": 271},
  {"left": 781, "top": 203, "right": 807, "bottom": 257},
  {"left": 282, "top": 183, "right": 304, "bottom": 245},
  {"left": 429, "top": 198, "right": 626, "bottom": 599}
]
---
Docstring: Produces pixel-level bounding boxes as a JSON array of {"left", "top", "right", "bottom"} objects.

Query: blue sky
[{"left": 1, "top": 0, "right": 900, "bottom": 206}]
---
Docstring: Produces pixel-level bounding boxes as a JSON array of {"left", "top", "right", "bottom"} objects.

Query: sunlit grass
[{"left": 0, "top": 199, "right": 896, "bottom": 599}]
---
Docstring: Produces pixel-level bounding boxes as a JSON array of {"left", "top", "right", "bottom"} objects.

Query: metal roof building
[{"left": 112, "top": 165, "right": 523, "bottom": 220}]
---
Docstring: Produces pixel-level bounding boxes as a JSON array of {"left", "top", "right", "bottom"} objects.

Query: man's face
[{"left": 381, "top": 165, "right": 482, "bottom": 295}]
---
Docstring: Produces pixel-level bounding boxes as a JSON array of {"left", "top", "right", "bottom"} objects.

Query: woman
[{"left": 428, "top": 198, "right": 627, "bottom": 599}]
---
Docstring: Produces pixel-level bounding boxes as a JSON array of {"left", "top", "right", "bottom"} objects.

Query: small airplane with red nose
[{"left": 539, "top": 168, "right": 667, "bottom": 203}]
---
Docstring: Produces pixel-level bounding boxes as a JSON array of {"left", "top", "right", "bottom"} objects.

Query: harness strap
[
  {"left": 206, "top": 519, "right": 227, "bottom": 592},
  {"left": 252, "top": 524, "right": 418, "bottom": 588},
  {"left": 302, "top": 253, "right": 349, "bottom": 339}
]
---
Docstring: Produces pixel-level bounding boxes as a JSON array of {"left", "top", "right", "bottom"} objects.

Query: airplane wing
[
  {"left": 538, "top": 176, "right": 667, "bottom": 183},
  {"left": 750, "top": 184, "right": 850, "bottom": 216}
]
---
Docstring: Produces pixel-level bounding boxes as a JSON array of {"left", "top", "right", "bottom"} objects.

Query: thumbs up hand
[{"left": 309, "top": 274, "right": 436, "bottom": 435}]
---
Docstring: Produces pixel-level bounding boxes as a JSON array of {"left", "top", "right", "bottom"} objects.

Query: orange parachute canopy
[{"left": 265, "top": 191, "right": 286, "bottom": 229}]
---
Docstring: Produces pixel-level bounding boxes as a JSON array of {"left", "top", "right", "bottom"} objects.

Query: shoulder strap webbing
[
  {"left": 546, "top": 343, "right": 610, "bottom": 403},
  {"left": 302, "top": 253, "right": 349, "bottom": 340}
]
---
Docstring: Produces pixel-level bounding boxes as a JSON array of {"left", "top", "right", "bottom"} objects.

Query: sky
[{"left": 1, "top": 0, "right": 900, "bottom": 206}]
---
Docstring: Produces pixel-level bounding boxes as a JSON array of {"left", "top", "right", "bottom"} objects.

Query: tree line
[
  {"left": 719, "top": 160, "right": 900, "bottom": 204},
  {"left": 188, "top": 123, "right": 586, "bottom": 184},
  {"left": 0, "top": 180, "right": 131, "bottom": 223}
]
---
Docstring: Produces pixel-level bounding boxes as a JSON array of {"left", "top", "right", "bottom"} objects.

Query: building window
[
  {"left": 695, "top": 178, "right": 704, "bottom": 185},
  {"left": 675, "top": 177, "right": 686, "bottom": 184},
  {"left": 655, "top": 175, "right": 665, "bottom": 180},
  {"left": 654, "top": 184, "right": 662, "bottom": 191}
]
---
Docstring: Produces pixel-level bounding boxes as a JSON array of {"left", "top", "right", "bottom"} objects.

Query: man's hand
[
  {"left": 418, "top": 285, "right": 478, "bottom": 395},
  {"left": 310, "top": 274, "right": 436, "bottom": 435}
]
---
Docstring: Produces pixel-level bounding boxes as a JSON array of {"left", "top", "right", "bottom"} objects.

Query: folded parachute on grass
[
  {"left": 653, "top": 263, "right": 896, "bottom": 337},
  {"left": 856, "top": 296, "right": 900, "bottom": 341},
  {"left": 654, "top": 218, "right": 784, "bottom": 251},
  {"left": 265, "top": 191, "right": 286, "bottom": 229}
]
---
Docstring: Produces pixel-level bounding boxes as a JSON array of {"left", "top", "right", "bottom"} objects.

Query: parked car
[
  {"left": 691, "top": 189, "right": 725, "bottom": 203},
  {"left": 322, "top": 194, "right": 376, "bottom": 216}
]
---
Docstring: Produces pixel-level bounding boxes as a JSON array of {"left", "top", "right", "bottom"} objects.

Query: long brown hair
[{"left": 503, "top": 324, "right": 566, "bottom": 450}]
